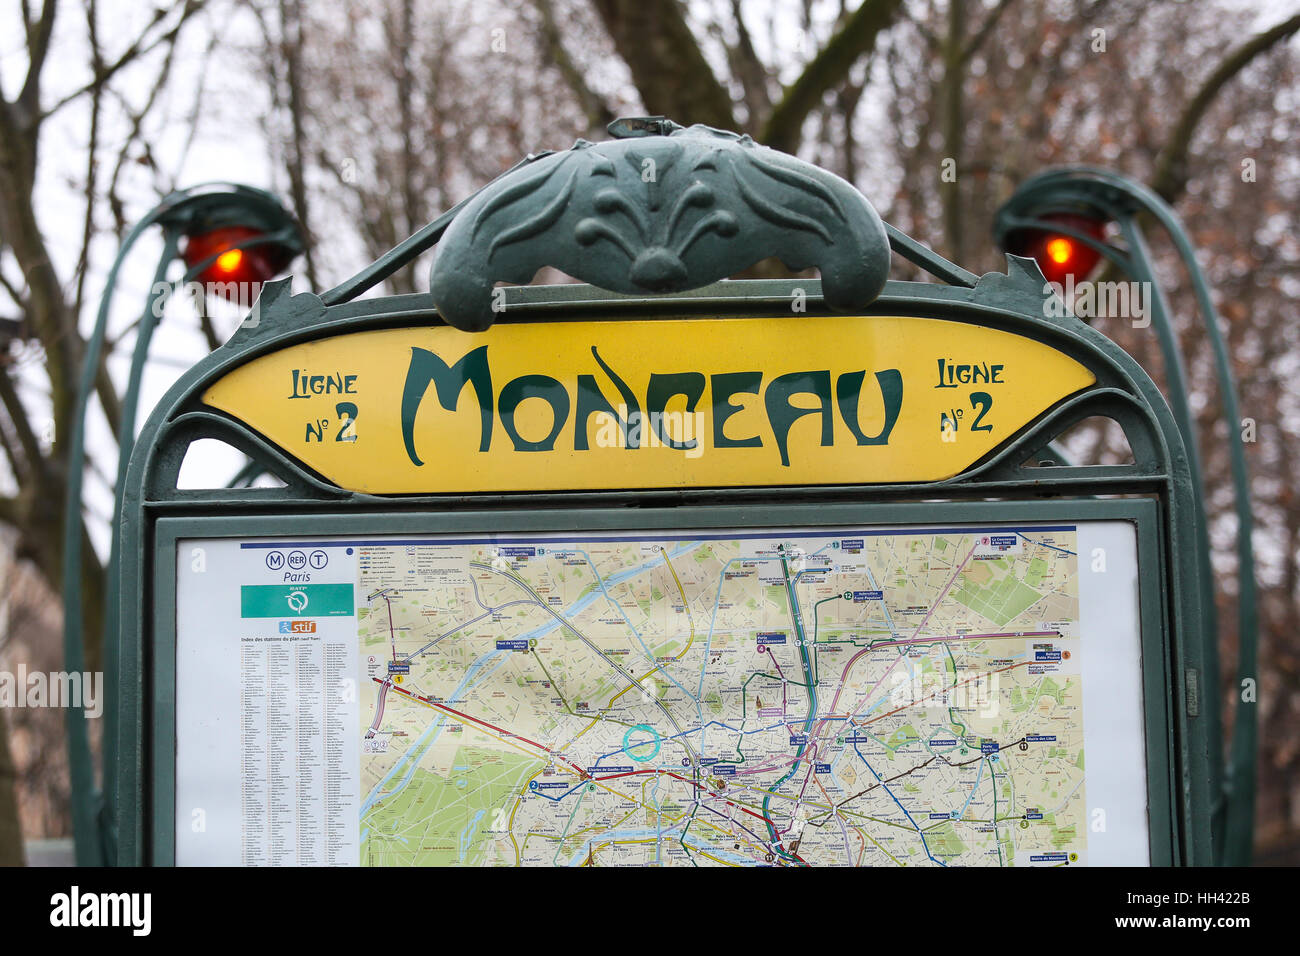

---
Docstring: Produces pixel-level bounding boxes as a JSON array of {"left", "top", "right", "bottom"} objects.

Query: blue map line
[
  {"left": 568, "top": 546, "right": 701, "bottom": 706},
  {"left": 1016, "top": 533, "right": 1076, "bottom": 556},
  {"left": 457, "top": 810, "right": 487, "bottom": 863},
  {"left": 650, "top": 775, "right": 665, "bottom": 865},
  {"left": 360, "top": 649, "right": 506, "bottom": 816},
  {"left": 238, "top": 526, "right": 1078, "bottom": 550},
  {"left": 591, "top": 718, "right": 789, "bottom": 766},
  {"left": 697, "top": 537, "right": 900, "bottom": 761},
  {"left": 533, "top": 782, "right": 587, "bottom": 802},
  {"left": 853, "top": 742, "right": 947, "bottom": 867},
  {"left": 958, "top": 756, "right": 986, "bottom": 818}
]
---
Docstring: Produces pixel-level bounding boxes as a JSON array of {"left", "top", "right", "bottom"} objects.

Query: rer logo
[{"left": 279, "top": 620, "right": 317, "bottom": 634}]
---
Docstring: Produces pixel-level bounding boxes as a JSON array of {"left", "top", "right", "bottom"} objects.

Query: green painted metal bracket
[{"left": 428, "top": 120, "right": 890, "bottom": 331}]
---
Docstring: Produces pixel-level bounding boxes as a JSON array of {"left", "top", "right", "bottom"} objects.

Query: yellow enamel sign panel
[{"left": 201, "top": 315, "right": 1095, "bottom": 493}]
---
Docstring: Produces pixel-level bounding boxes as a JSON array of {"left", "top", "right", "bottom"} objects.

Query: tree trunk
[
  {"left": 0, "top": 707, "right": 24, "bottom": 865},
  {"left": 939, "top": 0, "right": 966, "bottom": 264}
]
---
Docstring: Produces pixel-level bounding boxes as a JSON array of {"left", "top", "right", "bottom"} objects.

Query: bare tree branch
[
  {"left": 0, "top": 266, "right": 26, "bottom": 311},
  {"left": 0, "top": 366, "right": 45, "bottom": 485},
  {"left": 276, "top": 0, "right": 318, "bottom": 287},
  {"left": 589, "top": 0, "right": 737, "bottom": 129},
  {"left": 760, "top": 0, "right": 903, "bottom": 154},
  {"left": 40, "top": 2, "right": 207, "bottom": 120},
  {"left": 725, "top": 0, "right": 773, "bottom": 129},
  {"left": 17, "top": 0, "right": 57, "bottom": 117},
  {"left": 1151, "top": 11, "right": 1300, "bottom": 202},
  {"left": 960, "top": 0, "right": 1015, "bottom": 64},
  {"left": 72, "top": 0, "right": 104, "bottom": 326},
  {"left": 0, "top": 405, "right": 24, "bottom": 486},
  {"left": 535, "top": 0, "right": 616, "bottom": 132},
  {"left": 166, "top": 34, "right": 220, "bottom": 194},
  {"left": 0, "top": 101, "right": 78, "bottom": 437},
  {"left": 940, "top": 0, "right": 966, "bottom": 262},
  {"left": 897, "top": 1, "right": 939, "bottom": 50}
]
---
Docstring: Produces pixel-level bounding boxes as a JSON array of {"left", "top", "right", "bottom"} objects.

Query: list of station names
[{"left": 237, "top": 632, "right": 355, "bottom": 864}]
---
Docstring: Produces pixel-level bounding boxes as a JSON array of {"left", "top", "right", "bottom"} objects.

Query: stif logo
[{"left": 278, "top": 620, "right": 317, "bottom": 634}]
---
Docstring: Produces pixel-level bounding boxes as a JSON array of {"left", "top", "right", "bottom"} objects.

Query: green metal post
[
  {"left": 100, "top": 226, "right": 301, "bottom": 859},
  {"left": 994, "top": 167, "right": 1259, "bottom": 864},
  {"left": 61, "top": 211, "right": 170, "bottom": 866},
  {"left": 98, "top": 229, "right": 180, "bottom": 857},
  {"left": 1111, "top": 216, "right": 1225, "bottom": 846},
  {"left": 65, "top": 184, "right": 302, "bottom": 865}
]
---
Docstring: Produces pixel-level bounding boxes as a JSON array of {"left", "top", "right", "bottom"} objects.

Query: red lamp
[
  {"left": 155, "top": 184, "right": 303, "bottom": 302},
  {"left": 1002, "top": 212, "right": 1107, "bottom": 286},
  {"left": 181, "top": 224, "right": 298, "bottom": 297}
]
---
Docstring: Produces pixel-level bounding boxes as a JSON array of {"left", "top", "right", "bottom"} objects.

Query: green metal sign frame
[
  {"left": 145, "top": 499, "right": 1175, "bottom": 866},
  {"left": 112, "top": 276, "right": 1213, "bottom": 867},
  {"left": 109, "top": 120, "right": 1215, "bottom": 866}
]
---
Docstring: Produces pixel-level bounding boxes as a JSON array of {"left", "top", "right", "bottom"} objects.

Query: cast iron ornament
[{"left": 430, "top": 118, "right": 891, "bottom": 331}]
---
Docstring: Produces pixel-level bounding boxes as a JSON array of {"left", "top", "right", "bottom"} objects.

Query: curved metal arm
[
  {"left": 61, "top": 208, "right": 172, "bottom": 866},
  {"left": 995, "top": 166, "right": 1259, "bottom": 865},
  {"left": 99, "top": 226, "right": 304, "bottom": 862},
  {"left": 66, "top": 190, "right": 301, "bottom": 865}
]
